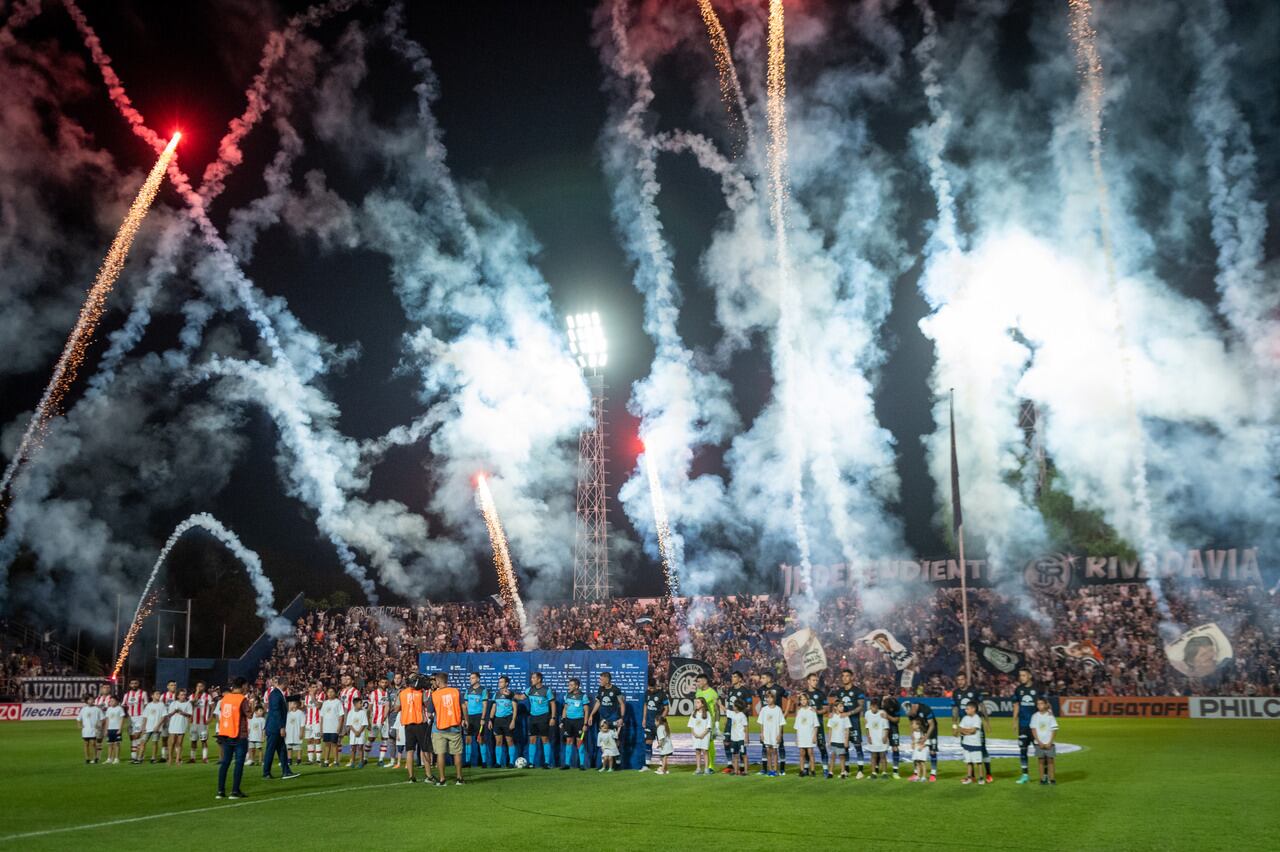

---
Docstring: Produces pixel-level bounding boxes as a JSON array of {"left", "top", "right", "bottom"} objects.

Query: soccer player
[
  {"left": 957, "top": 702, "right": 985, "bottom": 784},
  {"left": 304, "top": 682, "right": 324, "bottom": 765},
  {"left": 78, "top": 694, "right": 103, "bottom": 763},
  {"left": 881, "top": 693, "right": 903, "bottom": 778},
  {"left": 1011, "top": 668, "right": 1042, "bottom": 784},
  {"left": 590, "top": 672, "right": 626, "bottom": 770},
  {"left": 757, "top": 671, "right": 788, "bottom": 774},
  {"left": 559, "top": 677, "right": 589, "bottom": 770},
  {"left": 166, "top": 688, "right": 193, "bottom": 765},
  {"left": 463, "top": 671, "right": 490, "bottom": 768},
  {"left": 122, "top": 678, "right": 147, "bottom": 763},
  {"left": 793, "top": 692, "right": 819, "bottom": 777},
  {"left": 515, "top": 671, "right": 557, "bottom": 768},
  {"left": 286, "top": 699, "right": 305, "bottom": 766},
  {"left": 429, "top": 672, "right": 465, "bottom": 786},
  {"left": 345, "top": 696, "right": 369, "bottom": 768},
  {"left": 338, "top": 674, "right": 360, "bottom": 765},
  {"left": 142, "top": 690, "right": 166, "bottom": 763},
  {"left": 952, "top": 673, "right": 993, "bottom": 783},
  {"left": 640, "top": 676, "right": 668, "bottom": 771},
  {"left": 189, "top": 682, "right": 215, "bottom": 763},
  {"left": 1030, "top": 696, "right": 1058, "bottom": 785},
  {"left": 489, "top": 675, "right": 519, "bottom": 768},
  {"left": 367, "top": 677, "right": 388, "bottom": 766},
  {"left": 721, "top": 671, "right": 754, "bottom": 773},
  {"left": 320, "top": 686, "right": 344, "bottom": 767},
  {"left": 906, "top": 699, "right": 938, "bottom": 781},
  {"left": 835, "top": 669, "right": 867, "bottom": 778},
  {"left": 693, "top": 673, "right": 718, "bottom": 771},
  {"left": 103, "top": 696, "right": 126, "bottom": 764},
  {"left": 757, "top": 690, "right": 785, "bottom": 777},
  {"left": 804, "top": 672, "right": 830, "bottom": 768}
]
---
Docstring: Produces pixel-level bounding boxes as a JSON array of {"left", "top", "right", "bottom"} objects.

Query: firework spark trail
[
  {"left": 64, "top": 2, "right": 381, "bottom": 600},
  {"left": 1067, "top": 0, "right": 1162, "bottom": 610},
  {"left": 111, "top": 512, "right": 290, "bottom": 679},
  {"left": 475, "top": 475, "right": 533, "bottom": 649},
  {"left": 694, "top": 0, "right": 757, "bottom": 163},
  {"left": 0, "top": 133, "right": 179, "bottom": 504},
  {"left": 914, "top": 0, "right": 960, "bottom": 256},
  {"left": 765, "top": 0, "right": 816, "bottom": 619},
  {"left": 642, "top": 443, "right": 692, "bottom": 655}
]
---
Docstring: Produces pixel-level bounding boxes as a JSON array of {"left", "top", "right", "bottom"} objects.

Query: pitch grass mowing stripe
[{"left": 0, "top": 779, "right": 400, "bottom": 843}]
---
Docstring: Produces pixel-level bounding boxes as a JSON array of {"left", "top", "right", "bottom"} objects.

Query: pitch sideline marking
[{"left": 0, "top": 779, "right": 396, "bottom": 843}]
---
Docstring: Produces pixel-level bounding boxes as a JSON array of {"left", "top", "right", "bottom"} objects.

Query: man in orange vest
[
  {"left": 398, "top": 675, "right": 430, "bottom": 783},
  {"left": 216, "top": 678, "right": 250, "bottom": 799},
  {"left": 429, "top": 672, "right": 465, "bottom": 786}
]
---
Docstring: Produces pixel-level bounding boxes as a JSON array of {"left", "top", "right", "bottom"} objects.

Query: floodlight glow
[{"left": 566, "top": 311, "right": 607, "bottom": 372}]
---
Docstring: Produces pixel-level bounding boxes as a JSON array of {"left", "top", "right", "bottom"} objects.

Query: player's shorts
[
  {"left": 431, "top": 728, "right": 463, "bottom": 755},
  {"left": 190, "top": 723, "right": 208, "bottom": 741},
  {"left": 727, "top": 740, "right": 745, "bottom": 756},
  {"left": 404, "top": 722, "right": 430, "bottom": 756},
  {"left": 644, "top": 720, "right": 658, "bottom": 739},
  {"left": 887, "top": 729, "right": 900, "bottom": 749},
  {"left": 849, "top": 723, "right": 862, "bottom": 745},
  {"left": 107, "top": 729, "right": 122, "bottom": 743},
  {"left": 130, "top": 716, "right": 144, "bottom": 734},
  {"left": 491, "top": 715, "right": 514, "bottom": 735},
  {"left": 305, "top": 723, "right": 320, "bottom": 739},
  {"left": 1034, "top": 743, "right": 1056, "bottom": 758},
  {"left": 561, "top": 718, "right": 583, "bottom": 739},
  {"left": 528, "top": 714, "right": 552, "bottom": 737},
  {"left": 322, "top": 732, "right": 340, "bottom": 744},
  {"left": 1018, "top": 726, "right": 1034, "bottom": 750},
  {"left": 466, "top": 714, "right": 484, "bottom": 734},
  {"left": 963, "top": 748, "right": 984, "bottom": 765},
  {"left": 927, "top": 735, "right": 939, "bottom": 753}
]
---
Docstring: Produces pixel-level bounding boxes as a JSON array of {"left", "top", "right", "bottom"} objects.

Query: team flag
[
  {"left": 781, "top": 628, "right": 828, "bottom": 679},
  {"left": 1164, "top": 623, "right": 1233, "bottom": 679}
]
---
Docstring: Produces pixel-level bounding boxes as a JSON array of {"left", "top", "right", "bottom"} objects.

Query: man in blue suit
[{"left": 262, "top": 675, "right": 299, "bottom": 780}]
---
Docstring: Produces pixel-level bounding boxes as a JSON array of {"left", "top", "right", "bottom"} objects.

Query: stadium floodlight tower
[{"left": 566, "top": 312, "right": 610, "bottom": 601}]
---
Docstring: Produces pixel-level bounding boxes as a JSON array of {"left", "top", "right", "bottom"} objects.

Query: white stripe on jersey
[{"left": 367, "top": 689, "right": 387, "bottom": 724}]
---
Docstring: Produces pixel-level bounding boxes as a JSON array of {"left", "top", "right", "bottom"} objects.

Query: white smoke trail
[
  {"left": 111, "top": 511, "right": 290, "bottom": 677},
  {"left": 694, "top": 0, "right": 759, "bottom": 166}
]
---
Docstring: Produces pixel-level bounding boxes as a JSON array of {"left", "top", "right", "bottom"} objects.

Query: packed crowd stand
[{"left": 258, "top": 582, "right": 1279, "bottom": 699}]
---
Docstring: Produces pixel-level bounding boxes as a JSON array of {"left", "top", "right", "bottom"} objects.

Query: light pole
[{"left": 566, "top": 312, "right": 610, "bottom": 601}]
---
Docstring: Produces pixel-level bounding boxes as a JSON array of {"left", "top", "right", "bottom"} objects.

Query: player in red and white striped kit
[
  {"left": 304, "top": 682, "right": 324, "bottom": 765},
  {"left": 121, "top": 680, "right": 148, "bottom": 763},
  {"left": 189, "top": 682, "right": 215, "bottom": 763},
  {"left": 366, "top": 677, "right": 388, "bottom": 765},
  {"left": 338, "top": 675, "right": 361, "bottom": 767},
  {"left": 160, "top": 680, "right": 177, "bottom": 760}
]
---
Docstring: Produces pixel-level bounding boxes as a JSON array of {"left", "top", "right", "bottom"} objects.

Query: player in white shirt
[
  {"left": 121, "top": 679, "right": 148, "bottom": 763},
  {"left": 689, "top": 697, "right": 712, "bottom": 775},
  {"left": 345, "top": 697, "right": 370, "bottom": 768},
  {"left": 320, "top": 687, "right": 344, "bottom": 767},
  {"left": 285, "top": 699, "right": 306, "bottom": 766},
  {"left": 825, "top": 701, "right": 851, "bottom": 779},
  {"left": 864, "top": 699, "right": 890, "bottom": 778},
  {"left": 166, "top": 689, "right": 193, "bottom": 766},
  {"left": 1030, "top": 697, "right": 1059, "bottom": 785},
  {"left": 793, "top": 692, "right": 819, "bottom": 777},
  {"left": 247, "top": 706, "right": 267, "bottom": 765},
  {"left": 957, "top": 702, "right": 985, "bottom": 785},
  {"left": 756, "top": 690, "right": 785, "bottom": 777},
  {"left": 141, "top": 691, "right": 167, "bottom": 763},
  {"left": 78, "top": 695, "right": 104, "bottom": 764},
  {"left": 188, "top": 682, "right": 215, "bottom": 763},
  {"left": 727, "top": 701, "right": 749, "bottom": 776},
  {"left": 102, "top": 696, "right": 126, "bottom": 764}
]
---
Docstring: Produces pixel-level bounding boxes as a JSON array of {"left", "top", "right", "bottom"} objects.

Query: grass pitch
[{"left": 1, "top": 718, "right": 1276, "bottom": 850}]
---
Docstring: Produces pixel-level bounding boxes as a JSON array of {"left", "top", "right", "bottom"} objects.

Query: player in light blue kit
[
  {"left": 463, "top": 672, "right": 490, "bottom": 768},
  {"left": 559, "top": 677, "right": 590, "bottom": 770},
  {"left": 516, "top": 672, "right": 558, "bottom": 768}
]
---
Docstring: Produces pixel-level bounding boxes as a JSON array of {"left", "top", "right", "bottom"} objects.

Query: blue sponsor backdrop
[
  {"left": 910, "top": 695, "right": 1060, "bottom": 719},
  {"left": 419, "top": 651, "right": 649, "bottom": 769}
]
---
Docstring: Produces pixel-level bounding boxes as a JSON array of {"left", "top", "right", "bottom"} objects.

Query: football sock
[
  {"left": 543, "top": 743, "right": 552, "bottom": 766},
  {"left": 563, "top": 744, "right": 573, "bottom": 766},
  {"left": 507, "top": 745, "right": 517, "bottom": 766},
  {"left": 930, "top": 753, "right": 938, "bottom": 773},
  {"left": 464, "top": 743, "right": 472, "bottom": 765},
  {"left": 984, "top": 762, "right": 992, "bottom": 776},
  {"left": 578, "top": 745, "right": 586, "bottom": 767}
]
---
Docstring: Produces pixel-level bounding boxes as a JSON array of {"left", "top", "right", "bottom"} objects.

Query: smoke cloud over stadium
[{"left": 0, "top": 0, "right": 1276, "bottom": 640}]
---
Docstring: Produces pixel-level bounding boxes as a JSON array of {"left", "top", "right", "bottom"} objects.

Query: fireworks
[
  {"left": 695, "top": 0, "right": 754, "bottom": 160},
  {"left": 475, "top": 475, "right": 531, "bottom": 646},
  {"left": 0, "top": 132, "right": 180, "bottom": 505},
  {"left": 1066, "top": 0, "right": 1156, "bottom": 559},
  {"left": 642, "top": 441, "right": 691, "bottom": 654},
  {"left": 111, "top": 591, "right": 157, "bottom": 680}
]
